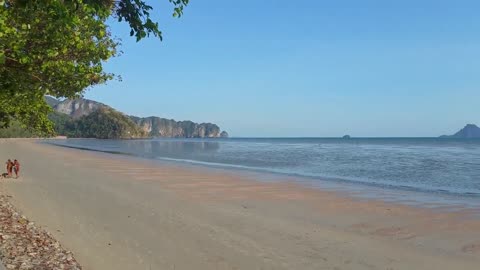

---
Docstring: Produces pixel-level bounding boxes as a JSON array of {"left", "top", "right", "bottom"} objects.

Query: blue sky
[{"left": 84, "top": 0, "right": 480, "bottom": 137}]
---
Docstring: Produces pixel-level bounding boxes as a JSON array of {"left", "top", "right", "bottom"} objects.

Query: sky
[{"left": 84, "top": 0, "right": 480, "bottom": 137}]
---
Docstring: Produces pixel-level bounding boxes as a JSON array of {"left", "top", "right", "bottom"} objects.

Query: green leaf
[
  {"left": 19, "top": 56, "right": 29, "bottom": 64},
  {"left": 0, "top": 0, "right": 189, "bottom": 134}
]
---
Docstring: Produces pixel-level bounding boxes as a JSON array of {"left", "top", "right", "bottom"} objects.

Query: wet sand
[{"left": 0, "top": 139, "right": 479, "bottom": 269}]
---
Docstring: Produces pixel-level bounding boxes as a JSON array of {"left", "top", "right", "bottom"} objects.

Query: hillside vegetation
[
  {"left": 0, "top": 97, "right": 227, "bottom": 139},
  {"left": 50, "top": 108, "right": 145, "bottom": 139},
  {"left": 0, "top": 121, "right": 38, "bottom": 138}
]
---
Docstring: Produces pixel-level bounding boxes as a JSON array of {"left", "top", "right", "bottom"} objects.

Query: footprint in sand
[
  {"left": 461, "top": 242, "right": 480, "bottom": 253},
  {"left": 371, "top": 226, "right": 416, "bottom": 240},
  {"left": 348, "top": 222, "right": 372, "bottom": 233}
]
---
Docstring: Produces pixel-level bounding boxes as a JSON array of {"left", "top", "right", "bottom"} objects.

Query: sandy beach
[{"left": 0, "top": 139, "right": 479, "bottom": 270}]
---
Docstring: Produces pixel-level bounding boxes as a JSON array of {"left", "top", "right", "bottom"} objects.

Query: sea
[{"left": 45, "top": 137, "right": 480, "bottom": 210}]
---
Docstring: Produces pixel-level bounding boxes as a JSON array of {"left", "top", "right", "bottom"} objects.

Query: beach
[{"left": 0, "top": 139, "right": 479, "bottom": 269}]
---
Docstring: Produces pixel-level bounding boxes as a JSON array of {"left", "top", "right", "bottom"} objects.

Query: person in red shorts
[{"left": 13, "top": 159, "right": 20, "bottom": 179}]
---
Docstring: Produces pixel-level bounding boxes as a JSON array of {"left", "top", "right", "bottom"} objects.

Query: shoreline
[
  {"left": 44, "top": 139, "right": 480, "bottom": 212},
  {"left": 1, "top": 140, "right": 479, "bottom": 269}
]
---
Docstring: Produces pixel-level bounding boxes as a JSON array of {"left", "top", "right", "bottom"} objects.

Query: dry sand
[{"left": 0, "top": 139, "right": 479, "bottom": 270}]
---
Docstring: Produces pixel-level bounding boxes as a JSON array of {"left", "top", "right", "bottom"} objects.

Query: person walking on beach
[
  {"left": 13, "top": 159, "right": 20, "bottom": 179},
  {"left": 5, "top": 159, "right": 13, "bottom": 178}
]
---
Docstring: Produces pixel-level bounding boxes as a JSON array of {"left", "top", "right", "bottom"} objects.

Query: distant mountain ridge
[
  {"left": 47, "top": 97, "right": 228, "bottom": 138},
  {"left": 53, "top": 98, "right": 109, "bottom": 119},
  {"left": 441, "top": 124, "right": 480, "bottom": 138},
  {"left": 130, "top": 116, "right": 223, "bottom": 138},
  {"left": 45, "top": 96, "right": 62, "bottom": 107}
]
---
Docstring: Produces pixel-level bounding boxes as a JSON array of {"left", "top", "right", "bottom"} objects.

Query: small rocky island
[
  {"left": 342, "top": 135, "right": 351, "bottom": 139},
  {"left": 220, "top": 131, "right": 229, "bottom": 138},
  {"left": 440, "top": 124, "right": 480, "bottom": 138}
]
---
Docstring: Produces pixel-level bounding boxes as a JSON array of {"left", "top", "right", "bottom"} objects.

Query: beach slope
[{"left": 0, "top": 140, "right": 479, "bottom": 270}]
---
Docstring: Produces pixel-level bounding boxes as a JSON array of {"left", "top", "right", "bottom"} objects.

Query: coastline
[
  {"left": 0, "top": 140, "right": 479, "bottom": 269},
  {"left": 45, "top": 138, "right": 480, "bottom": 211}
]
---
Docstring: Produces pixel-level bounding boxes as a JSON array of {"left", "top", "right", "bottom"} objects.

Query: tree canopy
[{"left": 0, "top": 0, "right": 189, "bottom": 135}]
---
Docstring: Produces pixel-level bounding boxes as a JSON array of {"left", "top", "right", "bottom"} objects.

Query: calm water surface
[{"left": 46, "top": 138, "right": 480, "bottom": 208}]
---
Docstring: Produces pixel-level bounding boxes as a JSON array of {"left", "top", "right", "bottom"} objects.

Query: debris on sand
[{"left": 0, "top": 195, "right": 82, "bottom": 269}]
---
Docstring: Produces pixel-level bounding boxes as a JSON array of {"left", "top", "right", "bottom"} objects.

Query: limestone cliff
[
  {"left": 130, "top": 116, "right": 225, "bottom": 138},
  {"left": 53, "top": 98, "right": 109, "bottom": 119},
  {"left": 49, "top": 98, "right": 228, "bottom": 138}
]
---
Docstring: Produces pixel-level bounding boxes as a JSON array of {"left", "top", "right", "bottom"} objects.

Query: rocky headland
[{"left": 47, "top": 97, "right": 228, "bottom": 139}]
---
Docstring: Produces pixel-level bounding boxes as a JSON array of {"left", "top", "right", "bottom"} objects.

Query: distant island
[
  {"left": 45, "top": 97, "right": 228, "bottom": 139},
  {"left": 342, "top": 135, "right": 351, "bottom": 139},
  {"left": 440, "top": 124, "right": 480, "bottom": 138}
]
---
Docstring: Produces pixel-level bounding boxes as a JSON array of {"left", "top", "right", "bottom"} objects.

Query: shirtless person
[
  {"left": 5, "top": 159, "right": 13, "bottom": 178},
  {"left": 13, "top": 159, "right": 20, "bottom": 178}
]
